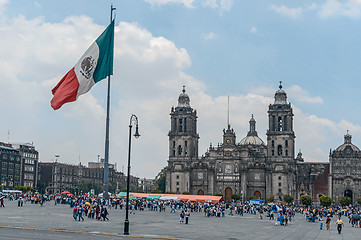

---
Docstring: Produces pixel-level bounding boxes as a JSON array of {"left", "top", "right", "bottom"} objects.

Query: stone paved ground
[{"left": 0, "top": 200, "right": 360, "bottom": 240}]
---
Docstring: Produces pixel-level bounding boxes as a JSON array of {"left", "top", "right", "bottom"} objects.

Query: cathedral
[{"left": 165, "top": 84, "right": 361, "bottom": 203}]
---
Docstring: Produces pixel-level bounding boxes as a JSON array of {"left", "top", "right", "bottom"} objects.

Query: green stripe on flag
[{"left": 94, "top": 20, "right": 114, "bottom": 83}]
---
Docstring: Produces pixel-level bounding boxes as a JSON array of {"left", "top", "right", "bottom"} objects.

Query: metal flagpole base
[{"left": 124, "top": 219, "right": 130, "bottom": 235}]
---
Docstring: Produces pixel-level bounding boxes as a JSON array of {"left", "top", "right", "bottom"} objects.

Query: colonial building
[
  {"left": 11, "top": 142, "right": 39, "bottom": 188},
  {"left": 166, "top": 84, "right": 361, "bottom": 203},
  {"left": 0, "top": 142, "right": 21, "bottom": 188},
  {"left": 0, "top": 142, "right": 38, "bottom": 189},
  {"left": 38, "top": 161, "right": 138, "bottom": 194}
]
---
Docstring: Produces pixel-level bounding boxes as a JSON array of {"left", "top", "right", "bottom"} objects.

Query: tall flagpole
[{"left": 103, "top": 4, "right": 116, "bottom": 200}]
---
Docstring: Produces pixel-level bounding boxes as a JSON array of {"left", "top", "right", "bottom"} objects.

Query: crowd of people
[{"left": 1, "top": 191, "right": 361, "bottom": 235}]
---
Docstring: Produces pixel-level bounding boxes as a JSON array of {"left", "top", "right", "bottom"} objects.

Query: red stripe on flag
[{"left": 51, "top": 68, "right": 79, "bottom": 110}]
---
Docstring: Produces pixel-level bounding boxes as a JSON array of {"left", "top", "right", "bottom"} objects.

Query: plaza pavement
[{"left": 0, "top": 200, "right": 360, "bottom": 240}]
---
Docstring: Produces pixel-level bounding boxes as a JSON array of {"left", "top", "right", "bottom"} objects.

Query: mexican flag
[{"left": 51, "top": 20, "right": 114, "bottom": 110}]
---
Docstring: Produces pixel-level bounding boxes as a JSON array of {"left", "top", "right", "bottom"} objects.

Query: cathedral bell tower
[
  {"left": 166, "top": 86, "right": 199, "bottom": 193},
  {"left": 267, "top": 82, "right": 295, "bottom": 159},
  {"left": 266, "top": 82, "right": 296, "bottom": 200}
]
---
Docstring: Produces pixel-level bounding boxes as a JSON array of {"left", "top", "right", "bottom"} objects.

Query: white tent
[
  {"left": 98, "top": 192, "right": 112, "bottom": 197},
  {"left": 159, "top": 196, "right": 180, "bottom": 201}
]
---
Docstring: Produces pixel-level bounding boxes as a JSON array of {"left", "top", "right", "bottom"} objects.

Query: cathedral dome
[
  {"left": 335, "top": 132, "right": 360, "bottom": 152},
  {"left": 239, "top": 115, "right": 265, "bottom": 145},
  {"left": 178, "top": 86, "right": 190, "bottom": 107},
  {"left": 274, "top": 81, "right": 288, "bottom": 105},
  {"left": 239, "top": 135, "right": 265, "bottom": 145}
]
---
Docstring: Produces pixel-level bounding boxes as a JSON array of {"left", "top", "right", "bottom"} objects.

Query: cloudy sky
[{"left": 1, "top": 0, "right": 361, "bottom": 178}]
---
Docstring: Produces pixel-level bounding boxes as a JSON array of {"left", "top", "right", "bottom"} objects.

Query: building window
[
  {"left": 277, "top": 145, "right": 283, "bottom": 156},
  {"left": 272, "top": 140, "right": 274, "bottom": 147},
  {"left": 278, "top": 176, "right": 282, "bottom": 180},
  {"left": 284, "top": 115, "right": 287, "bottom": 131},
  {"left": 184, "top": 118, "right": 187, "bottom": 132},
  {"left": 176, "top": 175, "right": 179, "bottom": 179},
  {"left": 285, "top": 140, "right": 288, "bottom": 147},
  {"left": 176, "top": 182, "right": 179, "bottom": 185},
  {"left": 184, "top": 141, "right": 188, "bottom": 156},
  {"left": 278, "top": 182, "right": 282, "bottom": 187},
  {"left": 278, "top": 116, "right": 283, "bottom": 131},
  {"left": 179, "top": 119, "right": 183, "bottom": 132},
  {"left": 272, "top": 150, "right": 274, "bottom": 156},
  {"left": 272, "top": 116, "right": 276, "bottom": 131},
  {"left": 174, "top": 118, "right": 177, "bottom": 131},
  {"left": 178, "top": 145, "right": 182, "bottom": 156},
  {"left": 286, "top": 150, "right": 288, "bottom": 156}
]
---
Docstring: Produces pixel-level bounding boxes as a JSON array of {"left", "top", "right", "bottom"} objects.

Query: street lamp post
[{"left": 124, "top": 114, "right": 140, "bottom": 235}]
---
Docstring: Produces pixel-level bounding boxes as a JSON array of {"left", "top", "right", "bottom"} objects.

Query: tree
[
  {"left": 182, "top": 191, "right": 191, "bottom": 195},
  {"left": 214, "top": 193, "right": 223, "bottom": 196},
  {"left": 283, "top": 194, "right": 294, "bottom": 204},
  {"left": 320, "top": 195, "right": 332, "bottom": 207},
  {"left": 150, "top": 189, "right": 162, "bottom": 194},
  {"left": 339, "top": 196, "right": 352, "bottom": 206},
  {"left": 78, "top": 180, "right": 102, "bottom": 195},
  {"left": 166, "top": 191, "right": 175, "bottom": 194},
  {"left": 14, "top": 186, "right": 32, "bottom": 193},
  {"left": 300, "top": 194, "right": 312, "bottom": 206},
  {"left": 154, "top": 167, "right": 167, "bottom": 193},
  {"left": 267, "top": 195, "right": 275, "bottom": 203},
  {"left": 357, "top": 197, "right": 361, "bottom": 205},
  {"left": 231, "top": 194, "right": 241, "bottom": 200}
]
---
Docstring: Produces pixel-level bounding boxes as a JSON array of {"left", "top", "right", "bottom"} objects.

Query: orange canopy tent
[{"left": 128, "top": 192, "right": 221, "bottom": 203}]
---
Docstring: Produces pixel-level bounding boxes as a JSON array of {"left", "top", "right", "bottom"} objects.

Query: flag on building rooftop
[{"left": 50, "top": 20, "right": 114, "bottom": 110}]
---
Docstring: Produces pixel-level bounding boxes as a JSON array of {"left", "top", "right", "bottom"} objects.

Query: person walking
[
  {"left": 179, "top": 210, "right": 185, "bottom": 224},
  {"left": 326, "top": 215, "right": 331, "bottom": 230},
  {"left": 336, "top": 217, "right": 344, "bottom": 234},
  {"left": 171, "top": 204, "right": 176, "bottom": 213},
  {"left": 102, "top": 207, "right": 109, "bottom": 221},
  {"left": 78, "top": 205, "right": 84, "bottom": 221},
  {"left": 319, "top": 216, "right": 323, "bottom": 230},
  {"left": 185, "top": 210, "right": 190, "bottom": 224},
  {"left": 73, "top": 205, "right": 78, "bottom": 221}
]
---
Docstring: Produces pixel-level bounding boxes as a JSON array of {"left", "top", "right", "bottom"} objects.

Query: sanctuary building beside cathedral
[{"left": 166, "top": 84, "right": 361, "bottom": 203}]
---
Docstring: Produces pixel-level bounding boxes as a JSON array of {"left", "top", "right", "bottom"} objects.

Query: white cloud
[
  {"left": 319, "top": 0, "right": 361, "bottom": 18},
  {"left": 203, "top": 32, "right": 215, "bottom": 40},
  {"left": 146, "top": 0, "right": 234, "bottom": 11},
  {"left": 202, "top": 0, "right": 217, "bottom": 8},
  {"left": 0, "top": 0, "right": 8, "bottom": 20},
  {"left": 145, "top": 0, "right": 194, "bottom": 8},
  {"left": 220, "top": 0, "right": 233, "bottom": 12},
  {"left": 250, "top": 26, "right": 258, "bottom": 33},
  {"left": 308, "top": 3, "right": 318, "bottom": 10},
  {"left": 271, "top": 5, "right": 303, "bottom": 18},
  {"left": 287, "top": 85, "right": 323, "bottom": 104}
]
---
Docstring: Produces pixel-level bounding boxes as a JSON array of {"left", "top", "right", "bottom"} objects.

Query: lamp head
[{"left": 134, "top": 125, "right": 140, "bottom": 139}]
